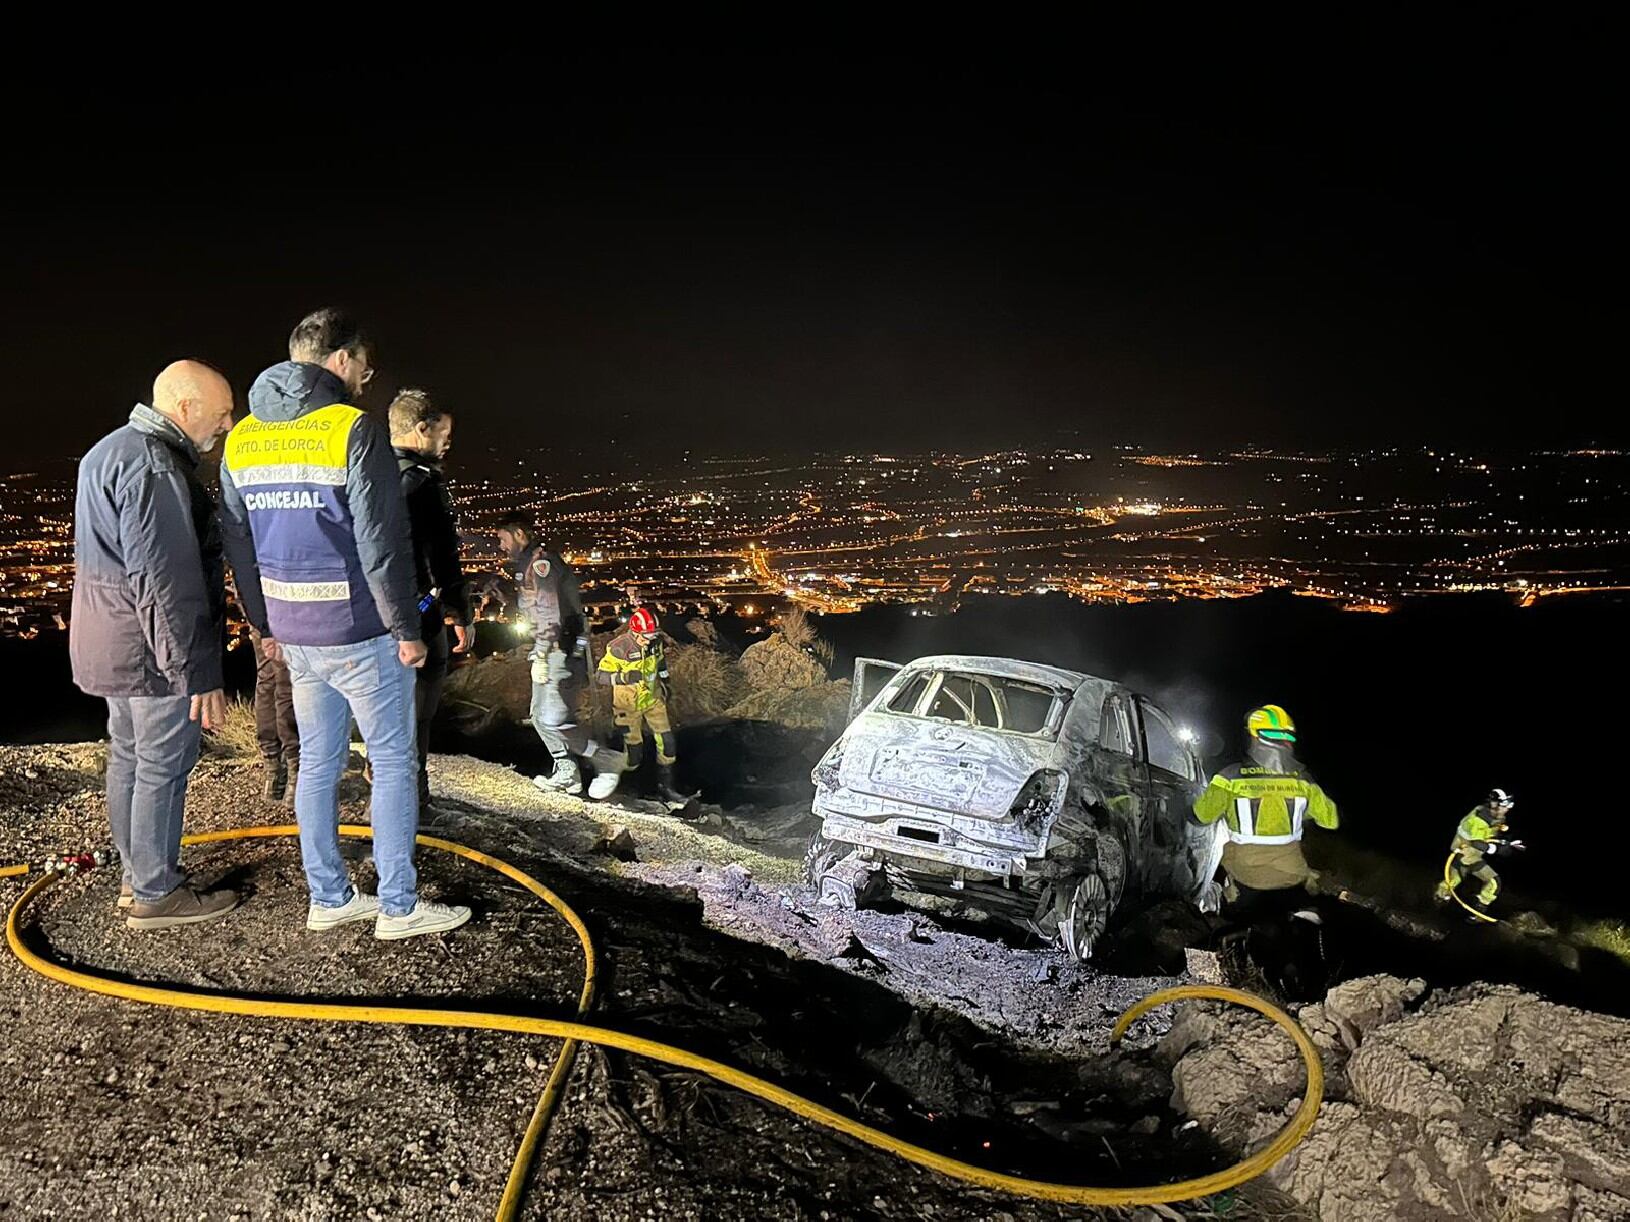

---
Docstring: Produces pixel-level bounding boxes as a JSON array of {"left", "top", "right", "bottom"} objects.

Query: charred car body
[{"left": 806, "top": 655, "right": 1224, "bottom": 959}]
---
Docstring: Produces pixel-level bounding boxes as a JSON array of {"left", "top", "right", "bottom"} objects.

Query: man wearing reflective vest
[
  {"left": 1192, "top": 704, "right": 1340, "bottom": 903},
  {"left": 219, "top": 308, "right": 470, "bottom": 941}
]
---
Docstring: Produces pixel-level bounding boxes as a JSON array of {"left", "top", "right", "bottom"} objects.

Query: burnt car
[{"left": 805, "top": 655, "right": 1224, "bottom": 960}]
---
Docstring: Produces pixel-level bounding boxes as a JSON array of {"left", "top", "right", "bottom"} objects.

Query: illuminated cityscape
[{"left": 4, "top": 445, "right": 1626, "bottom": 639}]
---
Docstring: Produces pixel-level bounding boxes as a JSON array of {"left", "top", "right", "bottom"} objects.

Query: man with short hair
[
  {"left": 492, "top": 513, "right": 602, "bottom": 797},
  {"left": 71, "top": 360, "right": 239, "bottom": 929},
  {"left": 388, "top": 388, "right": 473, "bottom": 806},
  {"left": 220, "top": 309, "right": 469, "bottom": 941}
]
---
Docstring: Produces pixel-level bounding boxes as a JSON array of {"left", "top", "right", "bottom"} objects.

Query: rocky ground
[
  {"left": 0, "top": 744, "right": 1243, "bottom": 1221},
  {"left": 1163, "top": 975, "right": 1630, "bottom": 1220},
  {"left": 5, "top": 740, "right": 1628, "bottom": 1220}
]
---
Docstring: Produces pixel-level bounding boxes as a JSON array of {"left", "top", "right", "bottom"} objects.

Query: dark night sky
[{"left": 2, "top": 39, "right": 1619, "bottom": 469}]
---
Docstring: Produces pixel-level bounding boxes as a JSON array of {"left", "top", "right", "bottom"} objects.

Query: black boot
[
  {"left": 655, "top": 764, "right": 688, "bottom": 806},
  {"left": 262, "top": 760, "right": 287, "bottom": 801},
  {"left": 282, "top": 761, "right": 298, "bottom": 806}
]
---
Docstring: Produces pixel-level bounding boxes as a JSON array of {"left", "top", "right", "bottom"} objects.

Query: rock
[
  {"left": 591, "top": 826, "right": 638, "bottom": 862},
  {"left": 438, "top": 648, "right": 533, "bottom": 733},
  {"left": 720, "top": 862, "right": 754, "bottom": 897},
  {"left": 1528, "top": 1113, "right": 1630, "bottom": 1197},
  {"left": 1346, "top": 1034, "right": 1465, "bottom": 1121},
  {"left": 833, "top": 934, "right": 887, "bottom": 973},
  {"left": 1260, "top": 1101, "right": 1410, "bottom": 1222},
  {"left": 1163, "top": 1008, "right": 1305, "bottom": 1128},
  {"left": 737, "top": 634, "right": 825, "bottom": 693},
  {"left": 1486, "top": 1141, "right": 1572, "bottom": 1218},
  {"left": 1320, "top": 974, "right": 1426, "bottom": 1051},
  {"left": 1160, "top": 976, "right": 1630, "bottom": 1221},
  {"left": 1574, "top": 1186, "right": 1630, "bottom": 1222},
  {"left": 684, "top": 618, "right": 724, "bottom": 651},
  {"left": 1183, "top": 947, "right": 1223, "bottom": 984}
]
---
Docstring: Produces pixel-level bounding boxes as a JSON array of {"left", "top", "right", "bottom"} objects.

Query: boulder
[
  {"left": 737, "top": 633, "right": 825, "bottom": 692},
  {"left": 439, "top": 648, "right": 531, "bottom": 733},
  {"left": 1159, "top": 976, "right": 1630, "bottom": 1220}
]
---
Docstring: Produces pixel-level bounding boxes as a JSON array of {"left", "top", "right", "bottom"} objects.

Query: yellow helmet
[{"left": 1247, "top": 704, "right": 1297, "bottom": 744}]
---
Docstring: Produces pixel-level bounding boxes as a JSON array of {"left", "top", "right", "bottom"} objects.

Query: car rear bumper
[{"left": 815, "top": 807, "right": 1030, "bottom": 877}]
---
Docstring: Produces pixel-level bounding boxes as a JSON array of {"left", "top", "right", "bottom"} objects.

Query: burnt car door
[
  {"left": 1133, "top": 696, "right": 1209, "bottom": 897},
  {"left": 848, "top": 658, "right": 903, "bottom": 722},
  {"left": 1089, "top": 690, "right": 1149, "bottom": 904}
]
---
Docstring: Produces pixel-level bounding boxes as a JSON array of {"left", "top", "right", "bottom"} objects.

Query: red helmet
[{"left": 628, "top": 607, "right": 659, "bottom": 636}]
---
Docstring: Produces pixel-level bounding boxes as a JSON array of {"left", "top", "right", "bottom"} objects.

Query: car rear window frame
[{"left": 877, "top": 668, "right": 1068, "bottom": 738}]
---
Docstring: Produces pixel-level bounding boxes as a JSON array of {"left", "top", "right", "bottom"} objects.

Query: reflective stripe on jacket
[
  {"left": 597, "top": 631, "right": 665, "bottom": 712},
  {"left": 1193, "top": 761, "right": 1339, "bottom": 845},
  {"left": 220, "top": 362, "right": 419, "bottom": 647},
  {"left": 1451, "top": 808, "right": 1501, "bottom": 860}
]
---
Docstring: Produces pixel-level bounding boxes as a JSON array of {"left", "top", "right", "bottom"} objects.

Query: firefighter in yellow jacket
[
  {"left": 1192, "top": 704, "right": 1340, "bottom": 903},
  {"left": 595, "top": 607, "right": 686, "bottom": 804},
  {"left": 1435, "top": 789, "right": 1522, "bottom": 912},
  {"left": 1193, "top": 704, "right": 1341, "bottom": 997}
]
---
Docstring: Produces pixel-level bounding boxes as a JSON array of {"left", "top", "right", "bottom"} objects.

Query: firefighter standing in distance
[
  {"left": 1435, "top": 788, "right": 1523, "bottom": 913},
  {"left": 596, "top": 607, "right": 686, "bottom": 805},
  {"left": 492, "top": 512, "right": 606, "bottom": 798}
]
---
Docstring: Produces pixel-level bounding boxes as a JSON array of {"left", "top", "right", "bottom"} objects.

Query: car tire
[
  {"left": 1058, "top": 872, "right": 1110, "bottom": 962},
  {"left": 803, "top": 831, "right": 842, "bottom": 887}
]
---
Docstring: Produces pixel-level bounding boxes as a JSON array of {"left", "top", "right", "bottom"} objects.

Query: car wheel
[
  {"left": 1058, "top": 872, "right": 1110, "bottom": 962},
  {"left": 803, "top": 831, "right": 842, "bottom": 887}
]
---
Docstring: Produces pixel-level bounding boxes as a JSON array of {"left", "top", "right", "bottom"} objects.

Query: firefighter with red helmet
[{"left": 595, "top": 607, "right": 686, "bottom": 805}]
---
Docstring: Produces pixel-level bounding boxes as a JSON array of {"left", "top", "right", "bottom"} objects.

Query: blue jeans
[
  {"left": 105, "top": 695, "right": 201, "bottom": 902},
  {"left": 282, "top": 636, "right": 419, "bottom": 917}
]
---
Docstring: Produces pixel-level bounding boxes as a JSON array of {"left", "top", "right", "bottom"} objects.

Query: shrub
[{"left": 203, "top": 696, "right": 260, "bottom": 760}]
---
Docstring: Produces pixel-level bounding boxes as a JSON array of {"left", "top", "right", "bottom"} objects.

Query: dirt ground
[{"left": 0, "top": 744, "right": 1277, "bottom": 1221}]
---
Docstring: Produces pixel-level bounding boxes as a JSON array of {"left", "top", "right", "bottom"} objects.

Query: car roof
[{"left": 900, "top": 654, "right": 1095, "bottom": 691}]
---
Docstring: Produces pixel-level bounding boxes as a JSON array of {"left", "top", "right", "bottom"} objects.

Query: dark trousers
[
  {"left": 252, "top": 630, "right": 298, "bottom": 769},
  {"left": 414, "top": 626, "right": 450, "bottom": 785}
]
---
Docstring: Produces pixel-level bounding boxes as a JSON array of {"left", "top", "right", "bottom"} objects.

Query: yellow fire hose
[
  {"left": 1442, "top": 850, "right": 1498, "bottom": 923},
  {"left": 5, "top": 824, "right": 1324, "bottom": 1216}
]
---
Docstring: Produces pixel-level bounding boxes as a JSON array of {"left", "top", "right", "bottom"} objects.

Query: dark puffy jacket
[
  {"left": 394, "top": 447, "right": 472, "bottom": 642},
  {"left": 219, "top": 362, "right": 419, "bottom": 646},
  {"left": 70, "top": 404, "right": 225, "bottom": 697}
]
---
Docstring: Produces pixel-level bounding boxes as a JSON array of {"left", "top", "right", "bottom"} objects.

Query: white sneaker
[
  {"left": 375, "top": 899, "right": 472, "bottom": 941},
  {"left": 532, "top": 761, "right": 583, "bottom": 796},
  {"left": 587, "top": 772, "right": 621, "bottom": 801},
  {"left": 307, "top": 890, "right": 380, "bottom": 931}
]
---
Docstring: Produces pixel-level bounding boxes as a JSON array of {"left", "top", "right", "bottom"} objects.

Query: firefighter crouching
[
  {"left": 1192, "top": 703, "right": 1340, "bottom": 996},
  {"left": 1435, "top": 788, "right": 1523, "bottom": 914},
  {"left": 595, "top": 607, "right": 687, "bottom": 805}
]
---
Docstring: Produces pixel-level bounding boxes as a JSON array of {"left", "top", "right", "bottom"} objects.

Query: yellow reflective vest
[{"left": 1193, "top": 761, "right": 1340, "bottom": 845}]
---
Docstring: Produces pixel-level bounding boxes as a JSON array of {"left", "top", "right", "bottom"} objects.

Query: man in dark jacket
[
  {"left": 492, "top": 513, "right": 601, "bottom": 796},
  {"left": 219, "top": 310, "right": 469, "bottom": 942},
  {"left": 70, "top": 360, "right": 239, "bottom": 929},
  {"left": 387, "top": 388, "right": 472, "bottom": 806}
]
